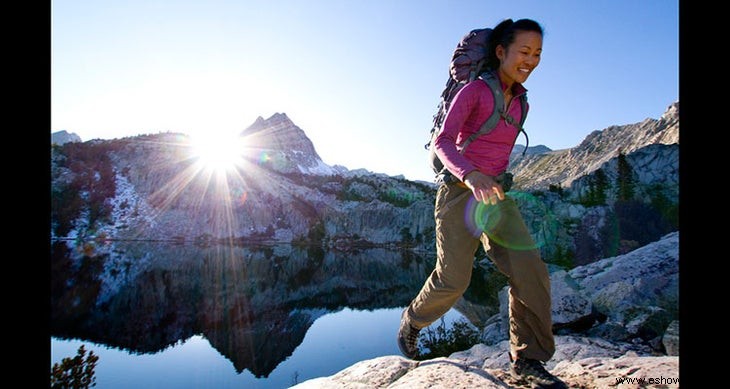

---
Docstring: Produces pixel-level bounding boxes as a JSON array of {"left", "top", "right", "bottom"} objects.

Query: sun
[{"left": 190, "top": 131, "right": 247, "bottom": 173}]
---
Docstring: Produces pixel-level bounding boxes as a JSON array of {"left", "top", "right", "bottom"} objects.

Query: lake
[{"left": 50, "top": 240, "right": 505, "bottom": 388}]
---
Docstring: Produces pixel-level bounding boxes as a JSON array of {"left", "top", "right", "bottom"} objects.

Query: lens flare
[
  {"left": 259, "top": 152, "right": 270, "bottom": 164},
  {"left": 231, "top": 187, "right": 249, "bottom": 206},
  {"left": 463, "top": 191, "right": 558, "bottom": 251}
]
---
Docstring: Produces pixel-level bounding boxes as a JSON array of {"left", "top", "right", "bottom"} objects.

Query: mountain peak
[
  {"left": 660, "top": 101, "right": 678, "bottom": 122},
  {"left": 240, "top": 113, "right": 336, "bottom": 175},
  {"left": 245, "top": 113, "right": 294, "bottom": 135},
  {"left": 51, "top": 130, "right": 82, "bottom": 145}
]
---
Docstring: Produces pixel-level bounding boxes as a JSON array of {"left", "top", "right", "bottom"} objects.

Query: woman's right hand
[{"left": 463, "top": 170, "right": 505, "bottom": 205}]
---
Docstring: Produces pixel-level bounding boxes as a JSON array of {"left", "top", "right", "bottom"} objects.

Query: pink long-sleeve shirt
[{"left": 433, "top": 75, "right": 528, "bottom": 181}]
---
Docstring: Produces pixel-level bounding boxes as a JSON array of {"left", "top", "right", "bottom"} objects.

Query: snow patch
[
  {"left": 97, "top": 170, "right": 157, "bottom": 238},
  {"left": 299, "top": 159, "right": 337, "bottom": 175}
]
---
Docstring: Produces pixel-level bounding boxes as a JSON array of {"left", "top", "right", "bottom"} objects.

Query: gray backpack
[{"left": 426, "top": 28, "right": 529, "bottom": 184}]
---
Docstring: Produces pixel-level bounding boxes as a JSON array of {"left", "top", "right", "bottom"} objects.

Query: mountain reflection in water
[{"left": 50, "top": 240, "right": 503, "bottom": 386}]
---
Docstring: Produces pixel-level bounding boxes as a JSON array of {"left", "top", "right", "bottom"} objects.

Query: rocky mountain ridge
[
  {"left": 510, "top": 101, "right": 678, "bottom": 191},
  {"left": 51, "top": 101, "right": 678, "bottom": 265}
]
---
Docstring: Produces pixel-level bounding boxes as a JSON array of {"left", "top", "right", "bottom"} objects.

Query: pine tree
[
  {"left": 50, "top": 345, "right": 99, "bottom": 388},
  {"left": 616, "top": 151, "right": 636, "bottom": 201},
  {"left": 583, "top": 168, "right": 608, "bottom": 206}
]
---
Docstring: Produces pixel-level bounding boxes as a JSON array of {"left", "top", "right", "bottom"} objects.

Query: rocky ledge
[
  {"left": 292, "top": 335, "right": 678, "bottom": 388},
  {"left": 293, "top": 232, "right": 680, "bottom": 388}
]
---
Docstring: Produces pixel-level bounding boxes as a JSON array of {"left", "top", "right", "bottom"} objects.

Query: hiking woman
[{"left": 397, "top": 18, "right": 566, "bottom": 388}]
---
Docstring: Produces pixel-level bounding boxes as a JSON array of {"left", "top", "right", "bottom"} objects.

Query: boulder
[{"left": 292, "top": 335, "right": 677, "bottom": 388}]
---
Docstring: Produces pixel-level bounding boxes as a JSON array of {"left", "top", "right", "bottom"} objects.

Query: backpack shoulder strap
[
  {"left": 517, "top": 94, "right": 529, "bottom": 155},
  {"left": 459, "top": 72, "right": 531, "bottom": 157},
  {"left": 518, "top": 93, "right": 528, "bottom": 128},
  {"left": 456, "top": 72, "right": 504, "bottom": 154}
]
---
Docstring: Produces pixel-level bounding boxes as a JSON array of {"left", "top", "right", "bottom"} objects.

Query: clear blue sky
[{"left": 51, "top": 0, "right": 679, "bottom": 182}]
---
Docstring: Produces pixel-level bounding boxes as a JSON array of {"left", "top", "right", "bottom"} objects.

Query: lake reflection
[{"left": 50, "top": 241, "right": 503, "bottom": 388}]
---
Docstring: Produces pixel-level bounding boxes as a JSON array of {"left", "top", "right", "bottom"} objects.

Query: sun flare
[{"left": 190, "top": 132, "right": 247, "bottom": 173}]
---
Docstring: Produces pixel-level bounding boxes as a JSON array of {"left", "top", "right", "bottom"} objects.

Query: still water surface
[
  {"left": 52, "top": 308, "right": 466, "bottom": 388},
  {"left": 50, "top": 241, "right": 502, "bottom": 388}
]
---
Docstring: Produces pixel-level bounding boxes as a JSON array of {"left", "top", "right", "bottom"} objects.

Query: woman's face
[{"left": 496, "top": 30, "right": 543, "bottom": 86}]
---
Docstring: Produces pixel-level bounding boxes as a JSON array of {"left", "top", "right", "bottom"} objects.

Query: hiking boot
[
  {"left": 397, "top": 308, "right": 420, "bottom": 359},
  {"left": 510, "top": 357, "right": 567, "bottom": 389}
]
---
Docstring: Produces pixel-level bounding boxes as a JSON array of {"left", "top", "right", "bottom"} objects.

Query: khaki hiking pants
[{"left": 406, "top": 182, "right": 555, "bottom": 362}]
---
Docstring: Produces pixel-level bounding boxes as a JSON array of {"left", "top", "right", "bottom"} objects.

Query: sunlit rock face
[
  {"left": 50, "top": 115, "right": 437, "bottom": 249},
  {"left": 566, "top": 143, "right": 678, "bottom": 205},
  {"left": 509, "top": 101, "right": 678, "bottom": 191}
]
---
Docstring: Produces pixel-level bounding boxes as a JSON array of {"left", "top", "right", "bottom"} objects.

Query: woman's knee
[{"left": 433, "top": 266, "right": 472, "bottom": 294}]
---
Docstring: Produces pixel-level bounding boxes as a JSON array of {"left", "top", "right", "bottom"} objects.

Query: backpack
[{"left": 426, "top": 28, "right": 529, "bottom": 184}]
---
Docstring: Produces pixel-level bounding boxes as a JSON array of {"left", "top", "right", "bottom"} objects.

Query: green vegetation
[
  {"left": 579, "top": 168, "right": 608, "bottom": 206},
  {"left": 551, "top": 243, "right": 576, "bottom": 269},
  {"left": 288, "top": 172, "right": 430, "bottom": 208},
  {"left": 378, "top": 188, "right": 417, "bottom": 208},
  {"left": 50, "top": 345, "right": 99, "bottom": 388},
  {"left": 417, "top": 318, "right": 481, "bottom": 360},
  {"left": 647, "top": 183, "right": 679, "bottom": 230},
  {"left": 616, "top": 151, "right": 636, "bottom": 201},
  {"left": 339, "top": 185, "right": 369, "bottom": 202}
]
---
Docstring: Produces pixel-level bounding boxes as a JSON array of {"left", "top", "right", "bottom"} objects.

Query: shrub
[
  {"left": 50, "top": 345, "right": 99, "bottom": 388},
  {"left": 417, "top": 318, "right": 480, "bottom": 360}
]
